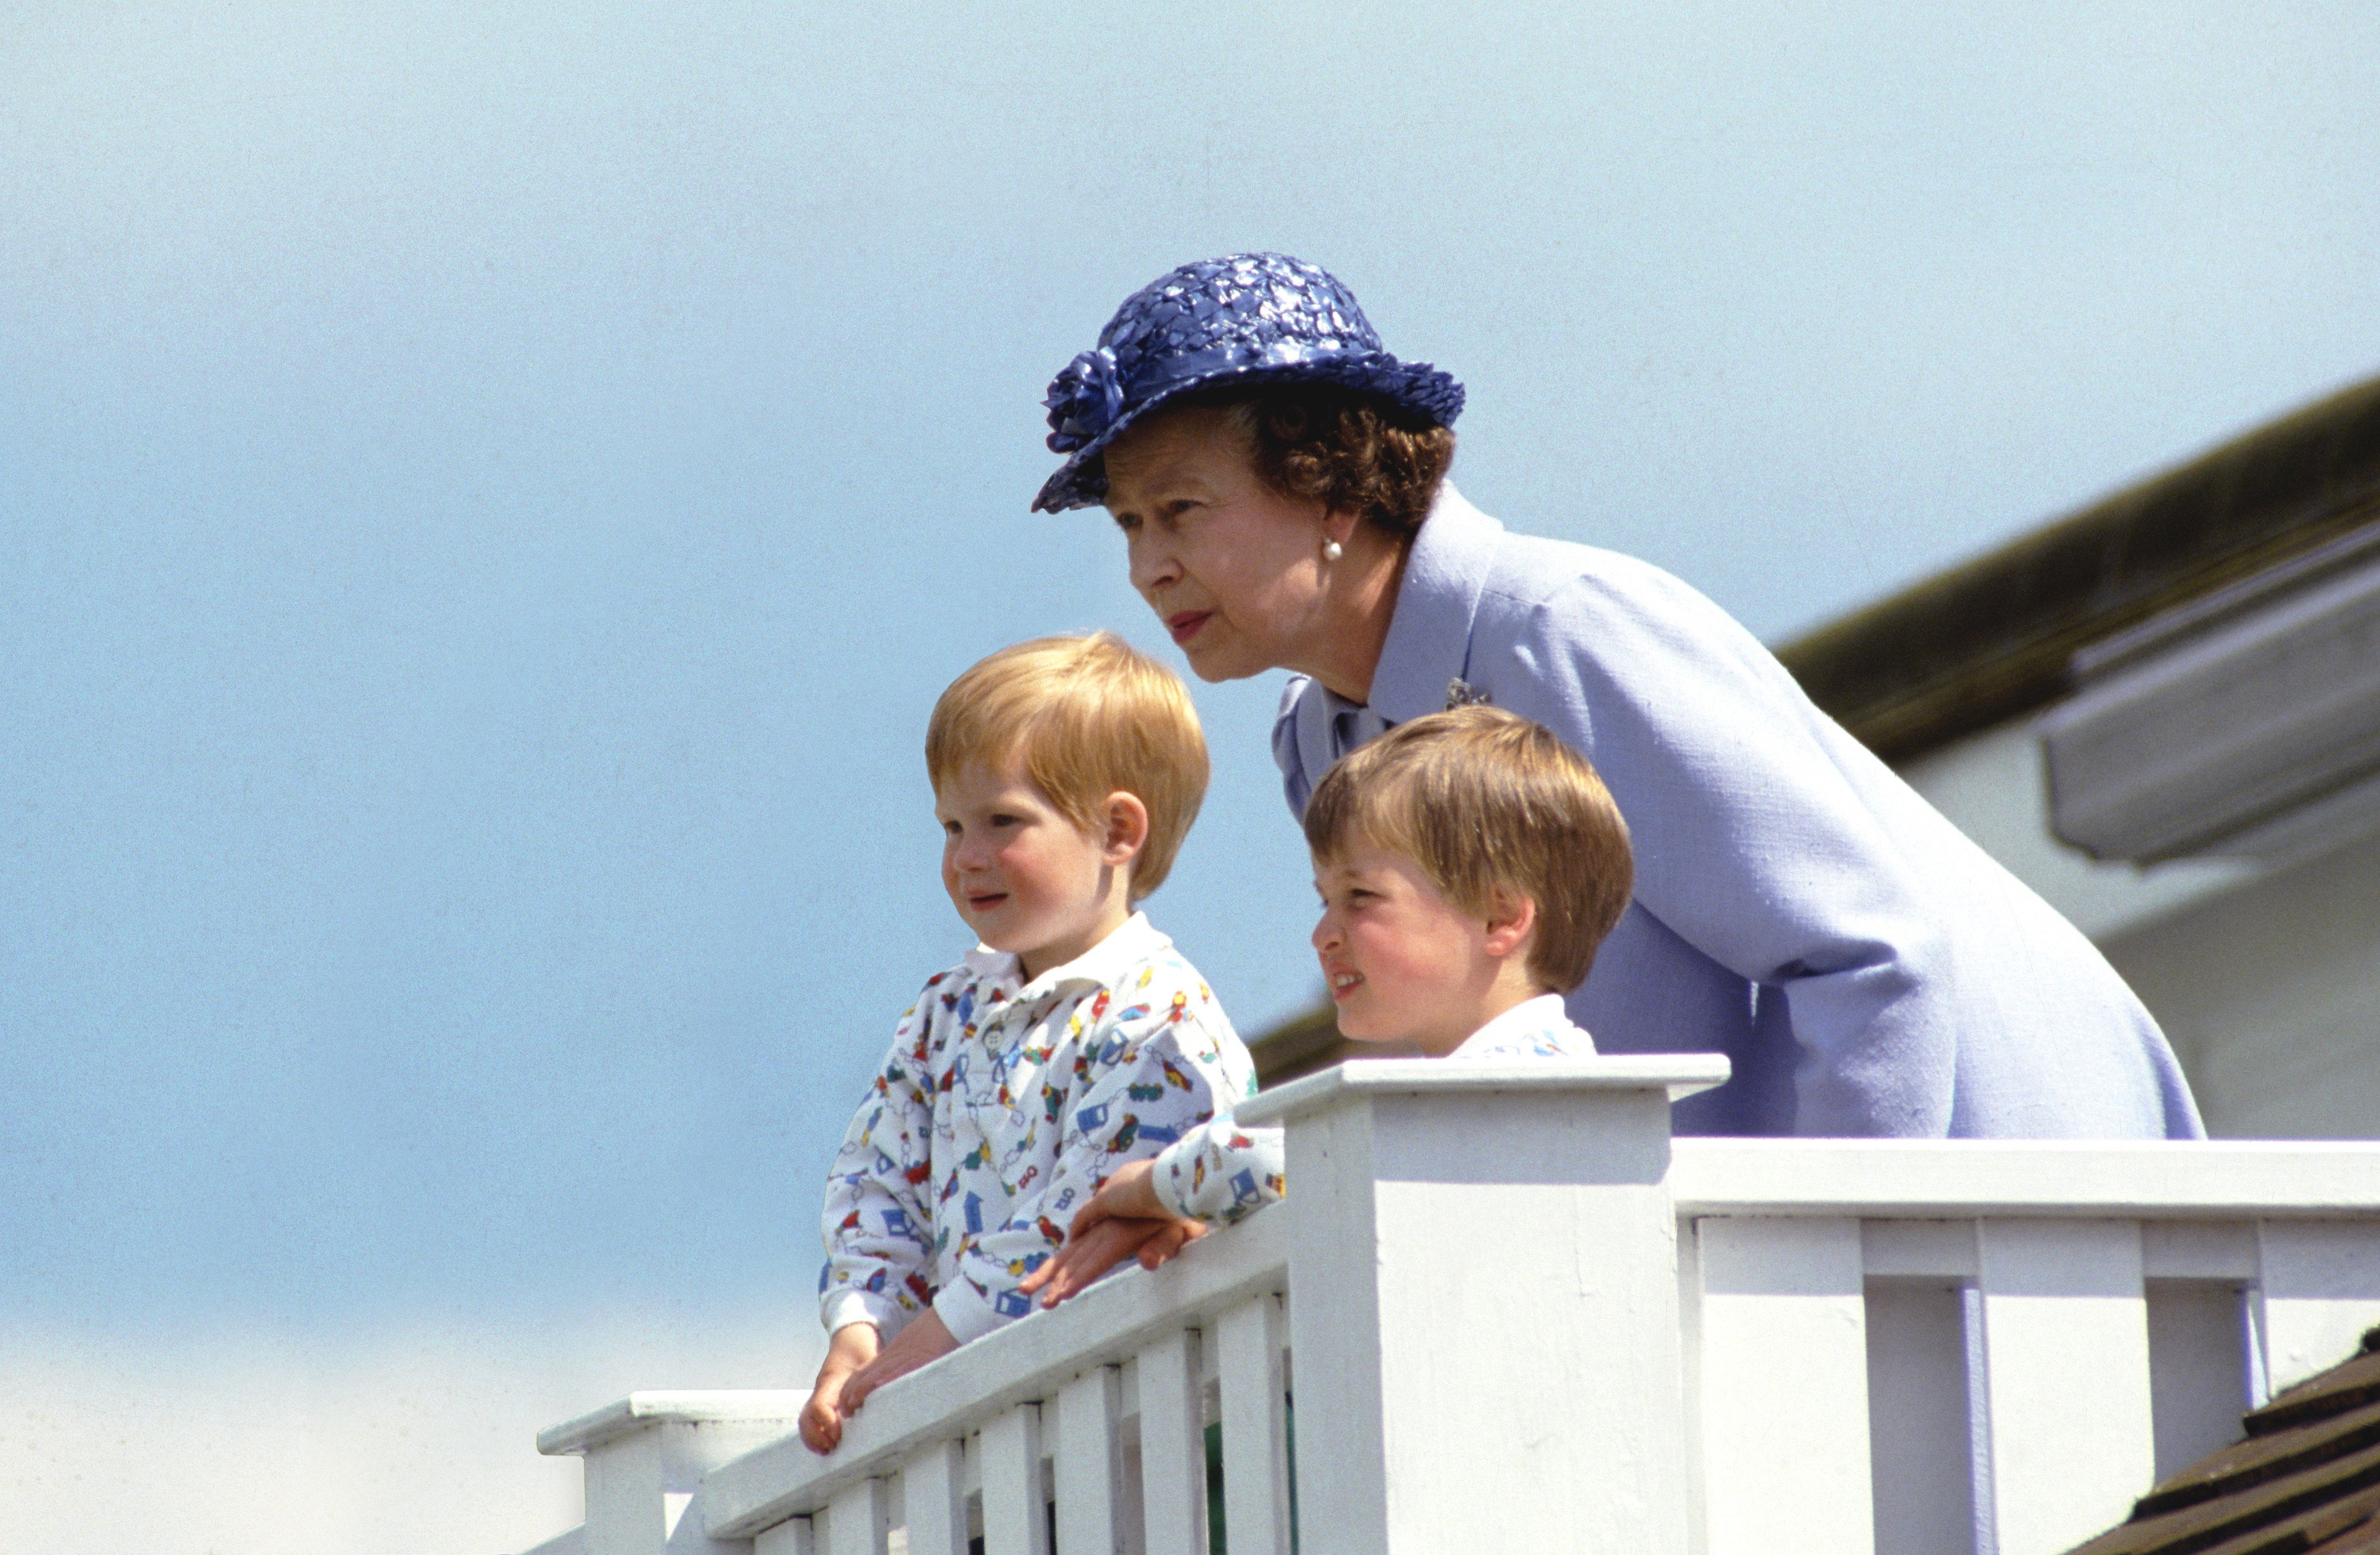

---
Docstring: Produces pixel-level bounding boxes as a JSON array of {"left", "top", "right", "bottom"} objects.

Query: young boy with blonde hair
[
  {"left": 1023, "top": 703, "right": 1633, "bottom": 1301},
  {"left": 801, "top": 632, "right": 1255, "bottom": 1453}
]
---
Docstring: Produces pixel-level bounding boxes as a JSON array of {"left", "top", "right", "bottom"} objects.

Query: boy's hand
[
  {"left": 800, "top": 1323, "right": 880, "bottom": 1455},
  {"left": 1019, "top": 1213, "right": 1170, "bottom": 1306},
  {"left": 1129, "top": 1215, "right": 1208, "bottom": 1272},
  {"left": 1068, "top": 1159, "right": 1168, "bottom": 1233},
  {"left": 839, "top": 1308, "right": 959, "bottom": 1417},
  {"left": 1020, "top": 1160, "right": 1212, "bottom": 1308}
]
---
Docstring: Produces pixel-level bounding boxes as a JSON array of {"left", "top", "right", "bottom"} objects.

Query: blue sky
[{"left": 3, "top": 5, "right": 2377, "bottom": 1549}]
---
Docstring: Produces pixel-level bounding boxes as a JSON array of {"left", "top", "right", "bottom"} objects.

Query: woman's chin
[{"left": 1177, "top": 634, "right": 1267, "bottom": 684}]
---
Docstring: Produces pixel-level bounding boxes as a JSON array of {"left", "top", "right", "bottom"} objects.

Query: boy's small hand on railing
[
  {"left": 838, "top": 1308, "right": 959, "bottom": 1421},
  {"left": 1019, "top": 1160, "right": 1212, "bottom": 1308},
  {"left": 1123, "top": 1215, "right": 1207, "bottom": 1272},
  {"left": 1019, "top": 1215, "right": 1164, "bottom": 1306},
  {"left": 800, "top": 1310, "right": 961, "bottom": 1453},
  {"left": 1069, "top": 1158, "right": 1168, "bottom": 1234},
  {"left": 799, "top": 1322, "right": 880, "bottom": 1455}
]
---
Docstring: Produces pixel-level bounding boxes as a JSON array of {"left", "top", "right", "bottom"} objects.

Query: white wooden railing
[{"left": 528, "top": 1059, "right": 2380, "bottom": 1555}]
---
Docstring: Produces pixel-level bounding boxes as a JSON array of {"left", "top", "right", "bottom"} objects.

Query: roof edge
[{"left": 1777, "top": 375, "right": 2380, "bottom": 763}]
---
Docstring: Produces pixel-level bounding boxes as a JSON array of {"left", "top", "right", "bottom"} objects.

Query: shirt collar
[
  {"left": 1367, "top": 481, "right": 1504, "bottom": 724},
  {"left": 1449, "top": 993, "right": 1570, "bottom": 1058},
  {"left": 959, "top": 911, "right": 1172, "bottom": 1004}
]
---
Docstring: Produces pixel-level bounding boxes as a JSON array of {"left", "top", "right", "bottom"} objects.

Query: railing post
[
  {"left": 1238, "top": 1056, "right": 1728, "bottom": 1555},
  {"left": 536, "top": 1392, "right": 811, "bottom": 1555}
]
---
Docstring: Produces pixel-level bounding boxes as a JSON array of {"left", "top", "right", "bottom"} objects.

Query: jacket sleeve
[
  {"left": 1150, "top": 1111, "right": 1284, "bottom": 1225},
  {"left": 1496, "top": 564, "right": 1958, "bottom": 1135},
  {"left": 818, "top": 985, "right": 942, "bottom": 1339},
  {"left": 931, "top": 966, "right": 1253, "bottom": 1343}
]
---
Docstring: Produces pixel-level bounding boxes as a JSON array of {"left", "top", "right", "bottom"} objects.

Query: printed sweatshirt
[{"left": 819, "top": 912, "right": 1253, "bottom": 1344}]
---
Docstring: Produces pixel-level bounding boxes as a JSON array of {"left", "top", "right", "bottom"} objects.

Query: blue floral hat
[{"left": 1031, "top": 253, "right": 1465, "bottom": 513}]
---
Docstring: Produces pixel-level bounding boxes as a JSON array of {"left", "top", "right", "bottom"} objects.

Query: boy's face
[
  {"left": 936, "top": 758, "right": 1129, "bottom": 981},
  {"left": 1311, "top": 841, "right": 1502, "bottom": 1056}
]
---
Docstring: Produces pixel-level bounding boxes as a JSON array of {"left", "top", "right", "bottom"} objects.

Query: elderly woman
[{"left": 1033, "top": 253, "right": 2201, "bottom": 1142}]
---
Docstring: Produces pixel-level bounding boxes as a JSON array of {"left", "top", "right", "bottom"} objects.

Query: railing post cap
[
  {"left": 535, "top": 1391, "right": 812, "bottom": 1457},
  {"left": 1235, "top": 1054, "right": 1732, "bottom": 1129}
]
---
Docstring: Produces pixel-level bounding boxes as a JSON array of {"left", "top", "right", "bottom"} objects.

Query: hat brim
[{"left": 1030, "top": 353, "right": 1464, "bottom": 513}]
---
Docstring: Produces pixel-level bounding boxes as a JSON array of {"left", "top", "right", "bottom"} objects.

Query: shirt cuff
[
  {"left": 1150, "top": 1135, "right": 1201, "bottom": 1222},
  {"left": 822, "top": 1288, "right": 908, "bottom": 1340},
  {"left": 932, "top": 1276, "right": 1006, "bottom": 1346}
]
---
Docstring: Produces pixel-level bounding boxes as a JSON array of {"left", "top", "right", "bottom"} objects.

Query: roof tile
[{"left": 2065, "top": 1329, "right": 2380, "bottom": 1555}]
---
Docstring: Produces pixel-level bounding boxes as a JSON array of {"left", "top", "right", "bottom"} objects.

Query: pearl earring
[{"left": 1322, "top": 538, "right": 1344, "bottom": 562}]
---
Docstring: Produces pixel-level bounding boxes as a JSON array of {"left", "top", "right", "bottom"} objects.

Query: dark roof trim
[
  {"left": 1245, "top": 1004, "right": 1425, "bottom": 1090},
  {"left": 1777, "top": 375, "right": 2380, "bottom": 765},
  {"left": 2070, "top": 1325, "right": 2380, "bottom": 1554}
]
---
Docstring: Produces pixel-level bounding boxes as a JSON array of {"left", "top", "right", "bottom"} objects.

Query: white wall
[
  {"left": 2099, "top": 827, "right": 2380, "bottom": 1139},
  {"left": 1899, "top": 721, "right": 2380, "bottom": 1139},
  {"left": 1896, "top": 720, "right": 2256, "bottom": 942}
]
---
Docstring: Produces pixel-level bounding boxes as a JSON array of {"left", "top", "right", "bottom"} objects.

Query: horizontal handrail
[
  {"left": 1671, "top": 1138, "right": 2380, "bottom": 1217},
  {"left": 1235, "top": 1054, "right": 1732, "bottom": 1127},
  {"left": 702, "top": 1204, "right": 1292, "bottom": 1540}
]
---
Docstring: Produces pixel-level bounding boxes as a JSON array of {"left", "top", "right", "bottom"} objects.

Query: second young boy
[{"left": 1022, "top": 703, "right": 1634, "bottom": 1302}]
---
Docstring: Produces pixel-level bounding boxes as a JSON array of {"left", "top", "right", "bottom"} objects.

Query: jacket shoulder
[
  {"left": 1479, "top": 528, "right": 1702, "bottom": 616},
  {"left": 1479, "top": 531, "right": 1780, "bottom": 680}
]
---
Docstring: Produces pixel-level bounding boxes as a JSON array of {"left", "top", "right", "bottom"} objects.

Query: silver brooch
[{"left": 1445, "top": 677, "right": 1491, "bottom": 709}]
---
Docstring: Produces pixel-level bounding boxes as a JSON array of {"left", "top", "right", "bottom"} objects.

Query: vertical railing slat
[
  {"left": 1216, "top": 1293, "right": 1291, "bottom": 1555},
  {"left": 901, "top": 1439, "right": 970, "bottom": 1555},
  {"left": 1134, "top": 1329, "right": 1207, "bottom": 1555},
  {"left": 1863, "top": 1275, "right": 1977, "bottom": 1555},
  {"left": 980, "top": 1403, "right": 1049, "bottom": 1555},
  {"left": 1693, "top": 1216, "right": 1874, "bottom": 1555},
  {"left": 827, "top": 1477, "right": 889, "bottom": 1555},
  {"left": 1976, "top": 1219, "right": 2154, "bottom": 1555},
  {"left": 2146, "top": 1281, "right": 2254, "bottom": 1478},
  {"left": 1055, "top": 1367, "right": 1124, "bottom": 1555},
  {"left": 2257, "top": 1221, "right": 2380, "bottom": 1398},
  {"left": 755, "top": 1516, "right": 818, "bottom": 1555},
  {"left": 1676, "top": 1208, "right": 1709, "bottom": 1555}
]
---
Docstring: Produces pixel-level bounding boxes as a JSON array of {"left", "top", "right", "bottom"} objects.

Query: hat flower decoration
[
  {"left": 1045, "top": 347, "right": 1128, "bottom": 454},
  {"left": 1032, "top": 253, "right": 1464, "bottom": 513}
]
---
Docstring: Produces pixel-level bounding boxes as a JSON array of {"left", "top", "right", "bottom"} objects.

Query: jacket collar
[
  {"left": 1366, "top": 481, "right": 1504, "bottom": 723},
  {"left": 959, "top": 911, "right": 1172, "bottom": 1006}
]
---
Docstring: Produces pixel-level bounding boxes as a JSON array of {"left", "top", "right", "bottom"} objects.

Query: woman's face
[{"left": 1103, "top": 407, "right": 1337, "bottom": 684}]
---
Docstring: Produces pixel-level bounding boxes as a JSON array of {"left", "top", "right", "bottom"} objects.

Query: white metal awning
[{"left": 2042, "top": 523, "right": 2380, "bottom": 864}]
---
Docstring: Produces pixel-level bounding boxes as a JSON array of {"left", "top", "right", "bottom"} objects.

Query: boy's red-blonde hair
[
  {"left": 1302, "top": 705, "right": 1633, "bottom": 990},
  {"left": 926, "top": 633, "right": 1209, "bottom": 900}
]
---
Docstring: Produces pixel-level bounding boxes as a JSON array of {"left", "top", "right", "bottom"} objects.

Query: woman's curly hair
[{"left": 1180, "top": 382, "right": 1457, "bottom": 537}]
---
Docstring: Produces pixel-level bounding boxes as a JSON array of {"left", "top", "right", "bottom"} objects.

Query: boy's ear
[
  {"left": 1101, "top": 792, "right": 1151, "bottom": 867},
  {"left": 1481, "top": 886, "right": 1538, "bottom": 961}
]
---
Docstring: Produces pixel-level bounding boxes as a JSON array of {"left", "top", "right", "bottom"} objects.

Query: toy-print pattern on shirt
[{"left": 819, "top": 916, "right": 1254, "bottom": 1343}]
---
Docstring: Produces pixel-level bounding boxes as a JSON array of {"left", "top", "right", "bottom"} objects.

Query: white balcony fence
[{"left": 528, "top": 1060, "right": 2380, "bottom": 1555}]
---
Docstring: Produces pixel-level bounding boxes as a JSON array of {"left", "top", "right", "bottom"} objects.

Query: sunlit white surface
[{"left": 1899, "top": 720, "right": 2260, "bottom": 942}]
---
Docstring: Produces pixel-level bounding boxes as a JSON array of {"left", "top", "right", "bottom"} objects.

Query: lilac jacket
[{"left": 1275, "top": 486, "right": 2203, "bottom": 1139}]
